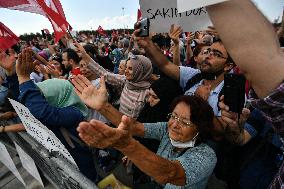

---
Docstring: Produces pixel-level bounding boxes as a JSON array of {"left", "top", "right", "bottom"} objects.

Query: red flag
[
  {"left": 0, "top": 22, "right": 19, "bottom": 51},
  {"left": 112, "top": 29, "right": 116, "bottom": 36},
  {"left": 97, "top": 26, "right": 106, "bottom": 36},
  {"left": 0, "top": 0, "right": 71, "bottom": 42},
  {"left": 43, "top": 29, "right": 50, "bottom": 34},
  {"left": 137, "top": 9, "right": 142, "bottom": 21}
]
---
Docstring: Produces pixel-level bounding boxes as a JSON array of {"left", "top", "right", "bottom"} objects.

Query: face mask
[{"left": 170, "top": 133, "right": 199, "bottom": 148}]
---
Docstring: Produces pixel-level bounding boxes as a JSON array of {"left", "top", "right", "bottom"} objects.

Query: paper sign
[
  {"left": 0, "top": 142, "right": 26, "bottom": 186},
  {"left": 14, "top": 143, "right": 44, "bottom": 187},
  {"left": 9, "top": 99, "right": 78, "bottom": 168},
  {"left": 139, "top": 0, "right": 212, "bottom": 33},
  {"left": 177, "top": 0, "right": 229, "bottom": 13}
]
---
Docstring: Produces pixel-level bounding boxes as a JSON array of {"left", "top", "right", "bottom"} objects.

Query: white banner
[
  {"left": 0, "top": 142, "right": 26, "bottom": 186},
  {"left": 9, "top": 99, "right": 78, "bottom": 168},
  {"left": 139, "top": 0, "right": 212, "bottom": 33},
  {"left": 177, "top": 0, "right": 229, "bottom": 13},
  {"left": 14, "top": 143, "right": 44, "bottom": 187}
]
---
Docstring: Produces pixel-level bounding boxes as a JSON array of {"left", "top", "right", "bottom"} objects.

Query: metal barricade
[{"left": 0, "top": 131, "right": 99, "bottom": 189}]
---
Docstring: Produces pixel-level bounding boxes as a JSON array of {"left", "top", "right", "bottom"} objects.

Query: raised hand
[
  {"left": 73, "top": 40, "right": 92, "bottom": 62},
  {"left": 219, "top": 95, "right": 250, "bottom": 128},
  {"left": 16, "top": 48, "right": 35, "bottom": 83},
  {"left": 168, "top": 24, "right": 183, "bottom": 45},
  {"left": 45, "top": 64, "right": 62, "bottom": 78},
  {"left": 71, "top": 75, "right": 108, "bottom": 110},
  {"left": 185, "top": 32, "right": 195, "bottom": 45},
  {"left": 194, "top": 84, "right": 211, "bottom": 101},
  {"left": 77, "top": 115, "right": 133, "bottom": 149},
  {"left": 133, "top": 23, "right": 152, "bottom": 49}
]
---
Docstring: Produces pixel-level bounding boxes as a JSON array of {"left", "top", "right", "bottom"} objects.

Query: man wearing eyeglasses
[{"left": 134, "top": 29, "right": 234, "bottom": 138}]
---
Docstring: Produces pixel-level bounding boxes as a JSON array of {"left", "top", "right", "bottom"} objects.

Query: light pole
[{"left": 122, "top": 7, "right": 125, "bottom": 30}]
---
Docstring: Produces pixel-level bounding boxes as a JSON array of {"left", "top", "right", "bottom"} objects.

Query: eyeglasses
[
  {"left": 167, "top": 113, "right": 193, "bottom": 128},
  {"left": 201, "top": 48, "right": 227, "bottom": 59}
]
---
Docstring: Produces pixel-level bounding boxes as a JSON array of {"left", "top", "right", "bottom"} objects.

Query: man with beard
[
  {"left": 134, "top": 29, "right": 234, "bottom": 135},
  {"left": 62, "top": 48, "right": 81, "bottom": 78},
  {"left": 134, "top": 25, "right": 238, "bottom": 188}
]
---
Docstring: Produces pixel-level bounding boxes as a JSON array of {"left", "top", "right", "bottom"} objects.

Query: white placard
[
  {"left": 177, "top": 0, "right": 229, "bottom": 13},
  {"left": 139, "top": 0, "right": 212, "bottom": 33},
  {"left": 9, "top": 99, "right": 78, "bottom": 168},
  {"left": 0, "top": 142, "right": 26, "bottom": 186},
  {"left": 14, "top": 143, "right": 44, "bottom": 187}
]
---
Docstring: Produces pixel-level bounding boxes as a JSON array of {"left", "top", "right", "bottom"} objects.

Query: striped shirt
[{"left": 88, "top": 59, "right": 148, "bottom": 118}]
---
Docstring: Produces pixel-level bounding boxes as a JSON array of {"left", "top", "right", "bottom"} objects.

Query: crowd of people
[{"left": 0, "top": 0, "right": 284, "bottom": 188}]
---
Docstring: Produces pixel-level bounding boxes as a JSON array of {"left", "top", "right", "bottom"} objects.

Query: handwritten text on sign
[
  {"left": 9, "top": 99, "right": 78, "bottom": 167},
  {"left": 139, "top": 0, "right": 212, "bottom": 33}
]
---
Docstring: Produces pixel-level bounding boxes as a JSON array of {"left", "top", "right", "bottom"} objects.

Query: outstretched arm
[
  {"left": 77, "top": 116, "right": 186, "bottom": 186},
  {"left": 72, "top": 75, "right": 144, "bottom": 136},
  {"left": 207, "top": 0, "right": 284, "bottom": 98},
  {"left": 134, "top": 29, "right": 180, "bottom": 81},
  {"left": 169, "top": 25, "right": 183, "bottom": 66}
]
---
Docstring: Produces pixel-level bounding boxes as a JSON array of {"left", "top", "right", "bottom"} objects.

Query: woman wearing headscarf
[
  {"left": 15, "top": 49, "right": 97, "bottom": 182},
  {"left": 74, "top": 42, "right": 153, "bottom": 118}
]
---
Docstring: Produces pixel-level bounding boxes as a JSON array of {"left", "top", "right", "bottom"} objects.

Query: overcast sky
[{"left": 0, "top": 0, "right": 283, "bottom": 35}]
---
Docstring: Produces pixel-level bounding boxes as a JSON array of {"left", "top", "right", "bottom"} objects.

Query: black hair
[
  {"left": 63, "top": 48, "right": 80, "bottom": 65},
  {"left": 152, "top": 34, "right": 171, "bottom": 49},
  {"left": 83, "top": 44, "right": 98, "bottom": 61},
  {"left": 193, "top": 44, "right": 209, "bottom": 57},
  {"left": 212, "top": 38, "right": 235, "bottom": 66}
]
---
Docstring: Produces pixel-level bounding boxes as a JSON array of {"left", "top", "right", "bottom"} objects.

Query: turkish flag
[
  {"left": 97, "top": 26, "right": 106, "bottom": 36},
  {"left": 0, "top": 22, "right": 19, "bottom": 51},
  {"left": 0, "top": 0, "right": 71, "bottom": 42}
]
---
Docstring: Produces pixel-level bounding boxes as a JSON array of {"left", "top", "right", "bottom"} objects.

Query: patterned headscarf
[{"left": 125, "top": 54, "right": 153, "bottom": 90}]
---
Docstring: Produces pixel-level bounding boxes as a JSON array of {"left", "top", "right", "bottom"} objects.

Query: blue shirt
[
  {"left": 179, "top": 66, "right": 223, "bottom": 116},
  {"left": 144, "top": 122, "right": 217, "bottom": 189},
  {"left": 18, "top": 80, "right": 97, "bottom": 181}
]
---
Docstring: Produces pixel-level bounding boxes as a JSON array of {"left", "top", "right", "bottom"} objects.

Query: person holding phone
[
  {"left": 219, "top": 96, "right": 282, "bottom": 188},
  {"left": 133, "top": 25, "right": 235, "bottom": 138},
  {"left": 206, "top": 0, "right": 284, "bottom": 188}
]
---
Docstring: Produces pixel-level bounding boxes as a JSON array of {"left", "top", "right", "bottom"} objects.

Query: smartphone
[
  {"left": 224, "top": 73, "right": 246, "bottom": 114},
  {"left": 41, "top": 30, "right": 46, "bottom": 39},
  {"left": 135, "top": 18, "right": 150, "bottom": 37}
]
